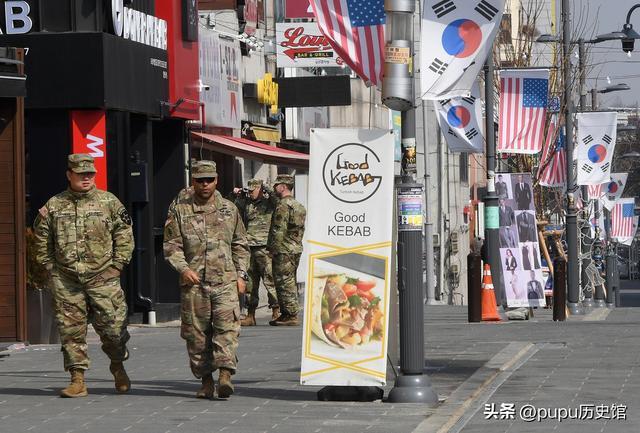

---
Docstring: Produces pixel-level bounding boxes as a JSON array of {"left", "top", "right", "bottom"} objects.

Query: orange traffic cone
[{"left": 481, "top": 264, "right": 501, "bottom": 322}]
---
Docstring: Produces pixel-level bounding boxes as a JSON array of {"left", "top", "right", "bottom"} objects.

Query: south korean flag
[
  {"left": 435, "top": 82, "right": 484, "bottom": 153},
  {"left": 600, "top": 173, "right": 629, "bottom": 211},
  {"left": 576, "top": 112, "right": 617, "bottom": 185},
  {"left": 421, "top": 0, "right": 506, "bottom": 100}
]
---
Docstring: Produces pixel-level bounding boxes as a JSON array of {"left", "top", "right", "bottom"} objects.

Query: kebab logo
[{"left": 322, "top": 143, "right": 383, "bottom": 204}]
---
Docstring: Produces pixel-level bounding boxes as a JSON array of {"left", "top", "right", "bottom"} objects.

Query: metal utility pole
[
  {"left": 578, "top": 39, "right": 594, "bottom": 309},
  {"left": 382, "top": 0, "right": 438, "bottom": 405},
  {"left": 483, "top": 49, "right": 504, "bottom": 305},
  {"left": 562, "top": 0, "right": 583, "bottom": 315},
  {"left": 422, "top": 105, "right": 437, "bottom": 305}
]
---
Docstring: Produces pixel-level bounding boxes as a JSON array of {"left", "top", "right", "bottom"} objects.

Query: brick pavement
[{"left": 1, "top": 306, "right": 639, "bottom": 433}]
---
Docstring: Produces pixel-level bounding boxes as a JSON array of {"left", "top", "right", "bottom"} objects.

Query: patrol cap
[
  {"left": 68, "top": 154, "right": 96, "bottom": 174},
  {"left": 248, "top": 178, "right": 263, "bottom": 190},
  {"left": 192, "top": 160, "right": 218, "bottom": 179},
  {"left": 274, "top": 174, "right": 294, "bottom": 187}
]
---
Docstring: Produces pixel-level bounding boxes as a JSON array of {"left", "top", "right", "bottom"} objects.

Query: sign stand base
[
  {"left": 317, "top": 386, "right": 384, "bottom": 402},
  {"left": 387, "top": 374, "right": 439, "bottom": 404}
]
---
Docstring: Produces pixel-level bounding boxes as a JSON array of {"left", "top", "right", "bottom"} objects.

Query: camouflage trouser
[
  {"left": 273, "top": 253, "right": 301, "bottom": 316},
  {"left": 50, "top": 268, "right": 130, "bottom": 371},
  {"left": 180, "top": 281, "right": 240, "bottom": 378},
  {"left": 246, "top": 246, "right": 278, "bottom": 310}
]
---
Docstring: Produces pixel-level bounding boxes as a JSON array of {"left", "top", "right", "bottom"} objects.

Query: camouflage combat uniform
[
  {"left": 234, "top": 179, "right": 278, "bottom": 310},
  {"left": 268, "top": 176, "right": 306, "bottom": 317},
  {"left": 33, "top": 171, "right": 134, "bottom": 371},
  {"left": 164, "top": 187, "right": 249, "bottom": 378}
]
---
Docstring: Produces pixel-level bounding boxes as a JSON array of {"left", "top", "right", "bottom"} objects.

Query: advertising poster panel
[
  {"left": 496, "top": 173, "right": 546, "bottom": 308},
  {"left": 301, "top": 129, "right": 394, "bottom": 386},
  {"left": 199, "top": 30, "right": 243, "bottom": 129}
]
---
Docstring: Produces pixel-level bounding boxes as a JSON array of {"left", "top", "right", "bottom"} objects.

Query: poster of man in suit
[
  {"left": 495, "top": 174, "right": 510, "bottom": 199},
  {"left": 516, "top": 211, "right": 537, "bottom": 243},
  {"left": 513, "top": 174, "right": 532, "bottom": 210},
  {"left": 496, "top": 173, "right": 546, "bottom": 308}
]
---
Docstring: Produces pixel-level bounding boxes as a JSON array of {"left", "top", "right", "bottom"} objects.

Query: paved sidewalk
[{"left": 0, "top": 306, "right": 638, "bottom": 433}]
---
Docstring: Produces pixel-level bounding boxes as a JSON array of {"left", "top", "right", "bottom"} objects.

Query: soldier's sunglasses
[{"left": 194, "top": 177, "right": 216, "bottom": 184}]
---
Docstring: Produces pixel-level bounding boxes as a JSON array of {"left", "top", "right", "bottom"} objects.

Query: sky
[{"left": 580, "top": 0, "right": 640, "bottom": 108}]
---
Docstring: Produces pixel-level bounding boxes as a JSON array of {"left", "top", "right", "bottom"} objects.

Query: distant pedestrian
[
  {"left": 232, "top": 179, "right": 279, "bottom": 325},
  {"left": 164, "top": 160, "right": 250, "bottom": 399},
  {"left": 268, "top": 174, "right": 306, "bottom": 326},
  {"left": 32, "top": 154, "right": 134, "bottom": 398}
]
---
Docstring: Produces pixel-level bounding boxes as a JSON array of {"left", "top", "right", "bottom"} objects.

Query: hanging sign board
[{"left": 301, "top": 128, "right": 394, "bottom": 386}]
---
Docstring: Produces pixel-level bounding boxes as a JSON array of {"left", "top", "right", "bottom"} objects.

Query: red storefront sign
[
  {"left": 285, "top": 0, "right": 314, "bottom": 19},
  {"left": 156, "top": 0, "right": 201, "bottom": 121},
  {"left": 71, "top": 110, "right": 107, "bottom": 190}
]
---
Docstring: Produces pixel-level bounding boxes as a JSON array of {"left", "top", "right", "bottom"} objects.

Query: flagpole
[
  {"left": 562, "top": 0, "right": 583, "bottom": 315},
  {"left": 383, "top": 0, "right": 438, "bottom": 406},
  {"left": 483, "top": 49, "right": 504, "bottom": 306},
  {"left": 578, "top": 38, "right": 595, "bottom": 310}
]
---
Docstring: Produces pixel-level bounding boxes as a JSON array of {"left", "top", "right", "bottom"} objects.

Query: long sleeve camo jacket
[
  {"left": 233, "top": 191, "right": 277, "bottom": 247},
  {"left": 32, "top": 187, "right": 134, "bottom": 283},
  {"left": 163, "top": 189, "right": 250, "bottom": 286},
  {"left": 267, "top": 195, "right": 306, "bottom": 255}
]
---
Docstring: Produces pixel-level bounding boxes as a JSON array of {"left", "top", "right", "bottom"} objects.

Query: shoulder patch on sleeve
[
  {"left": 38, "top": 206, "right": 48, "bottom": 218},
  {"left": 118, "top": 208, "right": 132, "bottom": 226}
]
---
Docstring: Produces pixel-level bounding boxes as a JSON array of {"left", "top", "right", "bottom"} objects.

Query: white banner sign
[
  {"left": 301, "top": 129, "right": 394, "bottom": 386},
  {"left": 199, "top": 29, "right": 243, "bottom": 129},
  {"left": 276, "top": 22, "right": 342, "bottom": 68},
  {"left": 420, "top": 0, "right": 505, "bottom": 99},
  {"left": 576, "top": 112, "right": 617, "bottom": 185},
  {"left": 600, "top": 173, "right": 629, "bottom": 211},
  {"left": 435, "top": 82, "right": 484, "bottom": 153}
]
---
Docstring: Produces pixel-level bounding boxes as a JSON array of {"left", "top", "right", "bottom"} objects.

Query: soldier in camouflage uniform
[
  {"left": 32, "top": 154, "right": 134, "bottom": 398},
  {"left": 164, "top": 160, "right": 250, "bottom": 399},
  {"left": 268, "top": 174, "right": 306, "bottom": 326},
  {"left": 232, "top": 179, "right": 279, "bottom": 325}
]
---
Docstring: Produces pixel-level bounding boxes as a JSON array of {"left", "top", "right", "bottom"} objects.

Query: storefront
[
  {"left": 0, "top": 47, "right": 26, "bottom": 342},
  {"left": 0, "top": 0, "right": 199, "bottom": 325}
]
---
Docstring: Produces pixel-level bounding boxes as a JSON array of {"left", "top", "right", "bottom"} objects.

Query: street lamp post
[
  {"left": 536, "top": 14, "right": 635, "bottom": 314},
  {"left": 561, "top": 0, "right": 582, "bottom": 315},
  {"left": 382, "top": 0, "right": 438, "bottom": 406},
  {"left": 577, "top": 39, "right": 595, "bottom": 310}
]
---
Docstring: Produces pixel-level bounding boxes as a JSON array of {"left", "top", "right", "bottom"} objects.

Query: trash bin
[{"left": 27, "top": 288, "right": 60, "bottom": 344}]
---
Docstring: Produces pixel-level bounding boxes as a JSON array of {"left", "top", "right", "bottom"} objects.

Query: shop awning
[{"left": 191, "top": 132, "right": 309, "bottom": 169}]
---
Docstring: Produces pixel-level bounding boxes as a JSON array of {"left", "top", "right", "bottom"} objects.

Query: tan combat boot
[
  {"left": 271, "top": 313, "right": 299, "bottom": 326},
  {"left": 217, "top": 368, "right": 234, "bottom": 398},
  {"left": 195, "top": 374, "right": 214, "bottom": 399},
  {"left": 60, "top": 368, "right": 88, "bottom": 398},
  {"left": 240, "top": 308, "right": 256, "bottom": 326},
  {"left": 271, "top": 306, "right": 280, "bottom": 321},
  {"left": 109, "top": 362, "right": 131, "bottom": 393}
]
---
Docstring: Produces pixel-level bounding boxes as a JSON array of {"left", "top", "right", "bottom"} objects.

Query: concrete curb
[{"left": 413, "top": 341, "right": 539, "bottom": 433}]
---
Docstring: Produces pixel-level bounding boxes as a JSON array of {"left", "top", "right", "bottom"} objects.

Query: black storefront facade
[{"left": 0, "top": 1, "right": 195, "bottom": 325}]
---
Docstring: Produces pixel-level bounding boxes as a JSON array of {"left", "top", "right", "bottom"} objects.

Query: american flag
[
  {"left": 310, "top": 0, "right": 385, "bottom": 87},
  {"left": 611, "top": 199, "right": 637, "bottom": 238},
  {"left": 538, "top": 117, "right": 566, "bottom": 187},
  {"left": 588, "top": 183, "right": 604, "bottom": 199},
  {"left": 498, "top": 69, "right": 550, "bottom": 154}
]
